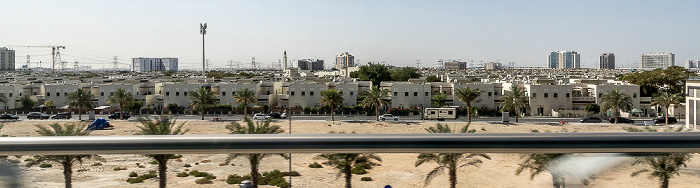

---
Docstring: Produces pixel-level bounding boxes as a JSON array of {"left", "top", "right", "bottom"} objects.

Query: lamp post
[
  {"left": 200, "top": 23, "right": 207, "bottom": 79},
  {"left": 288, "top": 105, "right": 292, "bottom": 187}
]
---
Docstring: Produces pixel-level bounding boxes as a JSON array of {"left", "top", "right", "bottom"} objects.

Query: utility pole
[
  {"left": 26, "top": 55, "right": 30, "bottom": 69},
  {"left": 228, "top": 60, "right": 234, "bottom": 72},
  {"left": 74, "top": 60, "right": 79, "bottom": 71},
  {"left": 252, "top": 57, "right": 256, "bottom": 70},
  {"left": 416, "top": 60, "right": 420, "bottom": 69},
  {"left": 206, "top": 59, "right": 211, "bottom": 72},
  {"left": 112, "top": 56, "right": 119, "bottom": 69},
  {"left": 200, "top": 23, "right": 207, "bottom": 78}
]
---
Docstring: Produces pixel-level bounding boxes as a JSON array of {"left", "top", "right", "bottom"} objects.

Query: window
[
  {"left": 221, "top": 92, "right": 226, "bottom": 96},
  {"left": 176, "top": 92, "right": 180, "bottom": 96},
  {"left": 394, "top": 92, "right": 398, "bottom": 96},
  {"left": 495, "top": 91, "right": 498, "bottom": 95},
  {"left": 448, "top": 111, "right": 453, "bottom": 115},
  {"left": 184, "top": 92, "right": 188, "bottom": 96},
  {"left": 57, "top": 92, "right": 60, "bottom": 97},
  {"left": 100, "top": 92, "right": 104, "bottom": 96},
  {"left": 232, "top": 92, "right": 236, "bottom": 96},
  {"left": 291, "top": 91, "right": 295, "bottom": 96},
  {"left": 405, "top": 92, "right": 409, "bottom": 96},
  {"left": 566, "top": 93, "right": 570, "bottom": 98},
  {"left": 302, "top": 91, "right": 305, "bottom": 96},
  {"left": 350, "top": 91, "right": 354, "bottom": 96},
  {"left": 532, "top": 93, "right": 537, "bottom": 97},
  {"left": 310, "top": 91, "right": 314, "bottom": 96},
  {"left": 633, "top": 93, "right": 637, "bottom": 98},
  {"left": 414, "top": 92, "right": 418, "bottom": 96},
  {"left": 425, "top": 92, "right": 429, "bottom": 96},
  {"left": 554, "top": 93, "right": 558, "bottom": 98},
  {"left": 599, "top": 93, "right": 603, "bottom": 98},
  {"left": 46, "top": 92, "right": 50, "bottom": 97},
  {"left": 8, "top": 93, "right": 11, "bottom": 97},
  {"left": 110, "top": 92, "right": 114, "bottom": 96},
  {"left": 488, "top": 92, "right": 492, "bottom": 96},
  {"left": 267, "top": 91, "right": 270, "bottom": 95},
  {"left": 544, "top": 93, "right": 548, "bottom": 98},
  {"left": 166, "top": 92, "right": 169, "bottom": 96}
]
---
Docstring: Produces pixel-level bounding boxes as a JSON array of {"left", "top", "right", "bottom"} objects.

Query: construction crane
[{"left": 8, "top": 45, "right": 65, "bottom": 73}]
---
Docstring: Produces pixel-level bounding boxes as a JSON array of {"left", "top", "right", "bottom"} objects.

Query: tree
[
  {"left": 359, "top": 86, "right": 391, "bottom": 121},
  {"left": 626, "top": 126, "right": 691, "bottom": 188},
  {"left": 584, "top": 103, "right": 600, "bottom": 116},
  {"left": 28, "top": 123, "right": 102, "bottom": 188},
  {"left": 454, "top": 87, "right": 483, "bottom": 122},
  {"left": 20, "top": 95, "right": 36, "bottom": 110},
  {"left": 233, "top": 88, "right": 257, "bottom": 118},
  {"left": 225, "top": 119, "right": 286, "bottom": 188},
  {"left": 188, "top": 87, "right": 216, "bottom": 120},
  {"left": 107, "top": 88, "right": 135, "bottom": 120},
  {"left": 600, "top": 89, "right": 633, "bottom": 124},
  {"left": 67, "top": 89, "right": 95, "bottom": 120},
  {"left": 44, "top": 99, "right": 56, "bottom": 110},
  {"left": 316, "top": 153, "right": 381, "bottom": 188},
  {"left": 350, "top": 63, "right": 392, "bottom": 86},
  {"left": 415, "top": 123, "right": 489, "bottom": 188},
  {"left": 0, "top": 93, "right": 8, "bottom": 109},
  {"left": 651, "top": 92, "right": 683, "bottom": 125},
  {"left": 390, "top": 67, "right": 421, "bottom": 81},
  {"left": 621, "top": 66, "right": 696, "bottom": 96},
  {"left": 129, "top": 101, "right": 144, "bottom": 114},
  {"left": 515, "top": 153, "right": 567, "bottom": 188},
  {"left": 426, "top": 75, "right": 441, "bottom": 82},
  {"left": 499, "top": 85, "right": 530, "bottom": 122},
  {"left": 320, "top": 89, "right": 344, "bottom": 122},
  {"left": 431, "top": 93, "right": 447, "bottom": 107},
  {"left": 136, "top": 117, "right": 189, "bottom": 188}
]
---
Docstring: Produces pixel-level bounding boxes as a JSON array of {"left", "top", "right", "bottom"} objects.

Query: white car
[
  {"left": 280, "top": 113, "right": 288, "bottom": 119},
  {"left": 379, "top": 114, "right": 399, "bottom": 121},
  {"left": 252, "top": 114, "right": 271, "bottom": 120}
]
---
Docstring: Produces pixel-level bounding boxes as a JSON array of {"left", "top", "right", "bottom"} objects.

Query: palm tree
[
  {"left": 515, "top": 153, "right": 567, "bottom": 188},
  {"left": 107, "top": 88, "right": 135, "bottom": 120},
  {"left": 632, "top": 153, "right": 692, "bottom": 188},
  {"left": 225, "top": 118, "right": 286, "bottom": 188},
  {"left": 415, "top": 123, "right": 490, "bottom": 188},
  {"left": 316, "top": 153, "right": 382, "bottom": 188},
  {"left": 651, "top": 91, "right": 683, "bottom": 125},
  {"left": 499, "top": 85, "right": 530, "bottom": 122},
  {"left": 320, "top": 89, "right": 344, "bottom": 122},
  {"left": 233, "top": 88, "right": 257, "bottom": 119},
  {"left": 67, "top": 88, "right": 95, "bottom": 120},
  {"left": 359, "top": 86, "right": 391, "bottom": 121},
  {"left": 28, "top": 123, "right": 102, "bottom": 188},
  {"left": 454, "top": 87, "right": 483, "bottom": 122},
  {"left": 188, "top": 87, "right": 216, "bottom": 120},
  {"left": 600, "top": 89, "right": 633, "bottom": 124},
  {"left": 136, "top": 117, "right": 189, "bottom": 188}
]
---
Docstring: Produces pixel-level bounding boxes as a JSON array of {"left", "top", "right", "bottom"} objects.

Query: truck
[{"left": 423, "top": 108, "right": 458, "bottom": 121}]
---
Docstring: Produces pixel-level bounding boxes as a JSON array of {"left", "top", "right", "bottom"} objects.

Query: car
[
  {"left": 27, "top": 112, "right": 50, "bottom": 119},
  {"left": 653, "top": 117, "right": 678, "bottom": 124},
  {"left": 253, "top": 114, "right": 270, "bottom": 120},
  {"left": 607, "top": 117, "right": 634, "bottom": 124},
  {"left": 268, "top": 112, "right": 282, "bottom": 119},
  {"left": 50, "top": 112, "right": 72, "bottom": 119},
  {"left": 0, "top": 114, "right": 19, "bottom": 120},
  {"left": 379, "top": 114, "right": 399, "bottom": 121},
  {"left": 281, "top": 113, "right": 288, "bottom": 119},
  {"left": 108, "top": 112, "right": 131, "bottom": 120},
  {"left": 579, "top": 117, "right": 602, "bottom": 123}
]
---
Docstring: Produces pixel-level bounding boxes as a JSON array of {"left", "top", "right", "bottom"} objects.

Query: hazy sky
[{"left": 2, "top": 0, "right": 699, "bottom": 70}]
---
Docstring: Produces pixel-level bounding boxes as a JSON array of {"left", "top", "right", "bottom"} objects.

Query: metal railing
[{"left": 1, "top": 132, "right": 700, "bottom": 155}]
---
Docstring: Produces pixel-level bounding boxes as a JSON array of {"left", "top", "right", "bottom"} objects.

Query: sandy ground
[{"left": 1, "top": 119, "right": 699, "bottom": 188}]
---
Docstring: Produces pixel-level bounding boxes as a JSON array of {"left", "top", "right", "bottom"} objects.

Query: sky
[{"left": 1, "top": 0, "right": 699, "bottom": 70}]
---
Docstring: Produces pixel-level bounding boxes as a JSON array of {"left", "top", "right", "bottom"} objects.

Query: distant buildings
[
  {"left": 0, "top": 47, "right": 15, "bottom": 71},
  {"left": 484, "top": 62, "right": 501, "bottom": 70},
  {"left": 335, "top": 52, "right": 354, "bottom": 69},
  {"left": 296, "top": 59, "right": 324, "bottom": 71},
  {"left": 687, "top": 60, "right": 697, "bottom": 69},
  {"left": 132, "top": 57, "right": 178, "bottom": 72},
  {"left": 548, "top": 51, "right": 580, "bottom": 69},
  {"left": 640, "top": 52, "right": 674, "bottom": 69},
  {"left": 600, "top": 53, "right": 615, "bottom": 69},
  {"left": 444, "top": 61, "right": 467, "bottom": 70}
]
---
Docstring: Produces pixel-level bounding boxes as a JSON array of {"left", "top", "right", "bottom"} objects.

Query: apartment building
[
  {"left": 686, "top": 79, "right": 700, "bottom": 129},
  {"left": 0, "top": 47, "right": 15, "bottom": 71},
  {"left": 640, "top": 52, "right": 674, "bottom": 69}
]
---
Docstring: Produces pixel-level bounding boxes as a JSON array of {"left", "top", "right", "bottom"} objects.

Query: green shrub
[
  {"left": 361, "top": 177, "right": 373, "bottom": 181},
  {"left": 226, "top": 174, "right": 246, "bottom": 184},
  {"left": 24, "top": 158, "right": 32, "bottom": 162},
  {"left": 183, "top": 164, "right": 191, "bottom": 167},
  {"left": 39, "top": 163, "right": 52, "bottom": 168},
  {"left": 176, "top": 172, "right": 189, "bottom": 177},
  {"left": 126, "top": 177, "right": 143, "bottom": 184},
  {"left": 351, "top": 166, "right": 367, "bottom": 174},
  {"left": 188, "top": 170, "right": 215, "bottom": 178},
  {"left": 148, "top": 160, "right": 158, "bottom": 165},
  {"left": 308, "top": 162, "right": 322, "bottom": 168},
  {"left": 126, "top": 171, "right": 156, "bottom": 184},
  {"left": 113, "top": 167, "right": 127, "bottom": 171},
  {"left": 129, "top": 171, "right": 138, "bottom": 177},
  {"left": 195, "top": 177, "right": 213, "bottom": 184}
]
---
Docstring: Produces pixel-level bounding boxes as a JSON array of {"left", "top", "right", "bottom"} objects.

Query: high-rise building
[
  {"left": 0, "top": 47, "right": 15, "bottom": 71},
  {"left": 297, "top": 59, "right": 324, "bottom": 71},
  {"left": 335, "top": 52, "right": 354, "bottom": 69},
  {"left": 444, "top": 61, "right": 468, "bottom": 70},
  {"left": 687, "top": 60, "right": 696, "bottom": 69},
  {"left": 132, "top": 57, "right": 178, "bottom": 72},
  {"left": 640, "top": 52, "right": 674, "bottom": 69},
  {"left": 548, "top": 50, "right": 580, "bottom": 69},
  {"left": 600, "top": 53, "right": 615, "bottom": 69}
]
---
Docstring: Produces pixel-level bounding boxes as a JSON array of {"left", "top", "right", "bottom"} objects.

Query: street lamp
[{"left": 200, "top": 23, "right": 207, "bottom": 79}]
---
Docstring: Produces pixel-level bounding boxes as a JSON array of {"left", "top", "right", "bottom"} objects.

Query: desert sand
[{"left": 2, "top": 119, "right": 699, "bottom": 188}]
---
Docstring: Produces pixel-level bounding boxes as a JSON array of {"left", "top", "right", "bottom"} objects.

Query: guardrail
[{"left": 1, "top": 132, "right": 700, "bottom": 155}]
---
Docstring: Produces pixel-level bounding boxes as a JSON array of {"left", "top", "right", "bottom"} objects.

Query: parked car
[
  {"left": 281, "top": 113, "right": 288, "bottom": 119},
  {"left": 0, "top": 114, "right": 19, "bottom": 120},
  {"left": 579, "top": 117, "right": 602, "bottom": 123},
  {"left": 607, "top": 117, "right": 634, "bottom": 124},
  {"left": 379, "top": 114, "right": 399, "bottom": 121},
  {"left": 108, "top": 112, "right": 131, "bottom": 120},
  {"left": 653, "top": 117, "right": 678, "bottom": 124},
  {"left": 268, "top": 112, "right": 282, "bottom": 119},
  {"left": 253, "top": 113, "right": 270, "bottom": 120},
  {"left": 27, "top": 112, "right": 50, "bottom": 120},
  {"left": 50, "top": 112, "right": 72, "bottom": 119}
]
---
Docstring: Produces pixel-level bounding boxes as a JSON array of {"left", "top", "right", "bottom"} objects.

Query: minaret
[{"left": 283, "top": 51, "right": 288, "bottom": 70}]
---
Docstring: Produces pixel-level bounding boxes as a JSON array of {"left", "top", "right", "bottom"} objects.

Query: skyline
[{"left": 1, "top": 0, "right": 699, "bottom": 70}]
